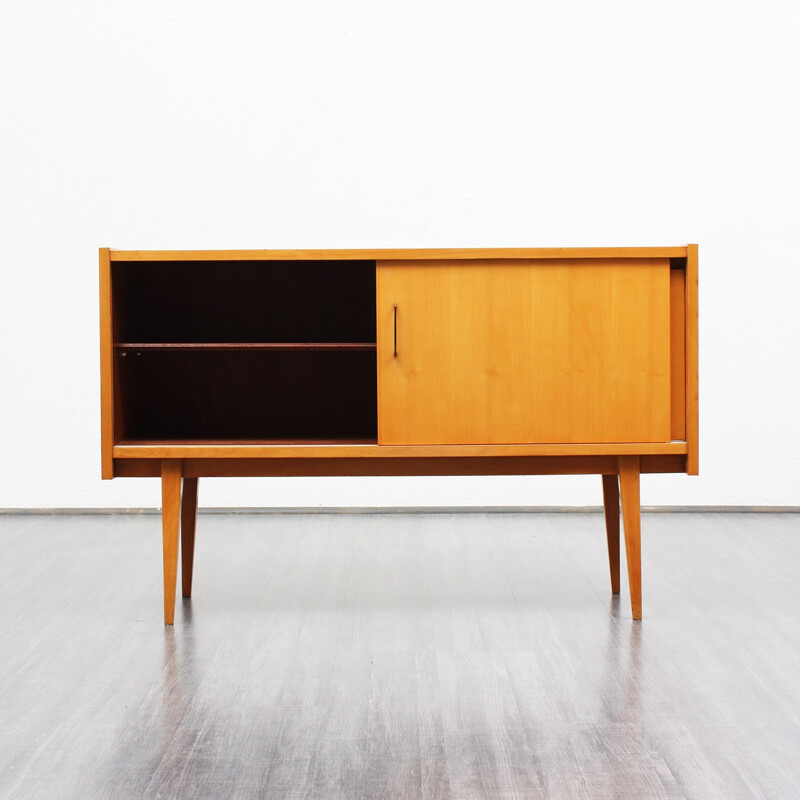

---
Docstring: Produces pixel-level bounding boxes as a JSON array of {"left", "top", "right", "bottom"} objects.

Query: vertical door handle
[{"left": 393, "top": 304, "right": 398, "bottom": 358}]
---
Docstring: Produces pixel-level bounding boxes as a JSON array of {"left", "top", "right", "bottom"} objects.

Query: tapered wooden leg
[
  {"left": 181, "top": 477, "right": 198, "bottom": 598},
  {"left": 161, "top": 460, "right": 182, "bottom": 625},
  {"left": 619, "top": 456, "right": 642, "bottom": 620},
  {"left": 602, "top": 474, "right": 621, "bottom": 594}
]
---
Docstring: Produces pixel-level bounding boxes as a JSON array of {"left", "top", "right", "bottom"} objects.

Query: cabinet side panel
[
  {"left": 670, "top": 269, "right": 686, "bottom": 440},
  {"left": 377, "top": 259, "right": 671, "bottom": 445},
  {"left": 686, "top": 244, "right": 699, "bottom": 474},
  {"left": 99, "top": 247, "right": 115, "bottom": 478}
]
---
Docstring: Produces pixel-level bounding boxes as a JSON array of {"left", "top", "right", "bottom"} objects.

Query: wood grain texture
[
  {"left": 377, "top": 259, "right": 671, "bottom": 445},
  {"left": 686, "top": 244, "right": 699, "bottom": 474},
  {"left": 113, "top": 454, "right": 689, "bottom": 478},
  {"left": 161, "top": 460, "right": 182, "bottom": 624},
  {"left": 109, "top": 246, "right": 689, "bottom": 261},
  {"left": 669, "top": 268, "right": 687, "bottom": 441},
  {"left": 99, "top": 248, "right": 114, "bottom": 479},
  {"left": 602, "top": 474, "right": 621, "bottom": 594},
  {"left": 103, "top": 247, "right": 697, "bottom": 627},
  {"left": 113, "top": 441, "right": 687, "bottom": 460},
  {"left": 180, "top": 477, "right": 198, "bottom": 598},
  {"left": 619, "top": 456, "right": 642, "bottom": 620}
]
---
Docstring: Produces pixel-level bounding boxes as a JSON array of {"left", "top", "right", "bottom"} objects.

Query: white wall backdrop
[{"left": 1, "top": 0, "right": 799, "bottom": 508}]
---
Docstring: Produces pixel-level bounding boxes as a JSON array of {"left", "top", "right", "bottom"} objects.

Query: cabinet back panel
[
  {"left": 117, "top": 350, "right": 377, "bottom": 441},
  {"left": 377, "top": 259, "right": 671, "bottom": 445},
  {"left": 112, "top": 261, "right": 376, "bottom": 344}
]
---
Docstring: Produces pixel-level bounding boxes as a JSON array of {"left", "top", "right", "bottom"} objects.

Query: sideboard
[{"left": 100, "top": 246, "right": 698, "bottom": 623}]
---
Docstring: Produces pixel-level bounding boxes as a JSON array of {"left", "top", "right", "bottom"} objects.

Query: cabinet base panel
[{"left": 118, "top": 454, "right": 686, "bottom": 479}]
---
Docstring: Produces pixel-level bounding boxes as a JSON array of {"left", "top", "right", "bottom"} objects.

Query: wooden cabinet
[{"left": 100, "top": 246, "right": 698, "bottom": 623}]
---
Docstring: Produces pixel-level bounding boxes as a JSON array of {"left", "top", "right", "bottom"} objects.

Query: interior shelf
[{"left": 115, "top": 342, "right": 377, "bottom": 351}]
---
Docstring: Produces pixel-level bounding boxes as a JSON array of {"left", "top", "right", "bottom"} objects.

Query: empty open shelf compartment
[{"left": 111, "top": 260, "right": 378, "bottom": 442}]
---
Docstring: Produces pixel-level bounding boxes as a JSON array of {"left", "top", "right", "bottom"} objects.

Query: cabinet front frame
[{"left": 100, "top": 246, "right": 697, "bottom": 478}]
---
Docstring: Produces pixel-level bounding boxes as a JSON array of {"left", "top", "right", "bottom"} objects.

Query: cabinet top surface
[{"left": 107, "top": 246, "right": 692, "bottom": 262}]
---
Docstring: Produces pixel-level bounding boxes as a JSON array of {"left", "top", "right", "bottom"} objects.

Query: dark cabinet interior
[{"left": 111, "top": 260, "right": 377, "bottom": 442}]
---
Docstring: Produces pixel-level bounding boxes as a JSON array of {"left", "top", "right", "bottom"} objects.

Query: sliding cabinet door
[{"left": 376, "top": 259, "right": 671, "bottom": 445}]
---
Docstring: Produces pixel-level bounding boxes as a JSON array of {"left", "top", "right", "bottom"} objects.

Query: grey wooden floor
[{"left": 1, "top": 512, "right": 799, "bottom": 799}]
